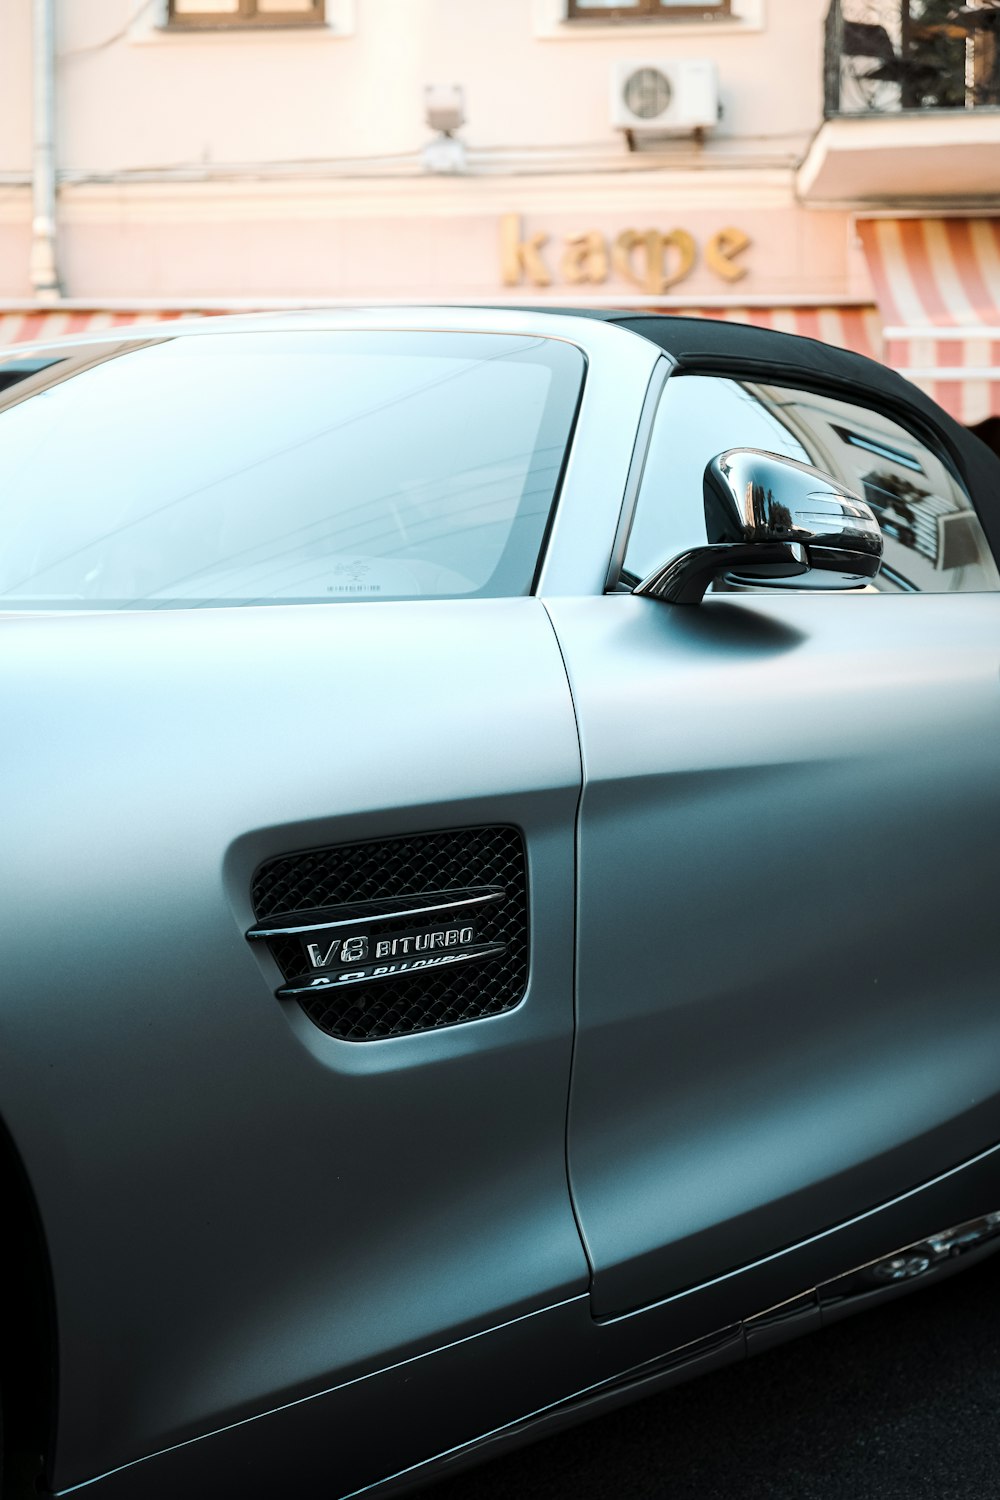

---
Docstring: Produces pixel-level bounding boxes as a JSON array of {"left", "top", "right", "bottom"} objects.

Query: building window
[
  {"left": 167, "top": 0, "right": 325, "bottom": 27},
  {"left": 567, "top": 0, "right": 732, "bottom": 19}
]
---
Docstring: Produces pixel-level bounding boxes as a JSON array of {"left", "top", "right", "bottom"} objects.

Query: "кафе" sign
[{"left": 500, "top": 213, "right": 751, "bottom": 294}]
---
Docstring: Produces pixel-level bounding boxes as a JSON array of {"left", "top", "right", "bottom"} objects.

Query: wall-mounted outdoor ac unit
[{"left": 611, "top": 59, "right": 719, "bottom": 136}]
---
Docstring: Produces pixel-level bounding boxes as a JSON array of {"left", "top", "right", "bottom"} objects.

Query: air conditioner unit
[{"left": 611, "top": 59, "right": 719, "bottom": 136}]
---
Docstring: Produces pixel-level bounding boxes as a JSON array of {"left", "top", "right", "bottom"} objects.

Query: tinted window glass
[
  {"left": 625, "top": 374, "right": 999, "bottom": 594},
  {"left": 0, "top": 330, "right": 583, "bottom": 609}
]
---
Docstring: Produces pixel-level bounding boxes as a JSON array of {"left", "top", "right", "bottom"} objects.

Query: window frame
[
  {"left": 166, "top": 0, "right": 325, "bottom": 29},
  {"left": 566, "top": 0, "right": 732, "bottom": 21}
]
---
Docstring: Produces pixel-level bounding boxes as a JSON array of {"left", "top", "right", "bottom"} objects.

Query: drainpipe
[{"left": 29, "top": 0, "right": 61, "bottom": 301}]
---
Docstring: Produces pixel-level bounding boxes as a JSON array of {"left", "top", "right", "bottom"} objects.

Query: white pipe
[{"left": 29, "top": 0, "right": 61, "bottom": 301}]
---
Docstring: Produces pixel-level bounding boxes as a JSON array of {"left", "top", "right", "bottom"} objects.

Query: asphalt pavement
[{"left": 420, "top": 1254, "right": 1000, "bottom": 1500}]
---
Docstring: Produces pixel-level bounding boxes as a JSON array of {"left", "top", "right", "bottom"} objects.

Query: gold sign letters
[{"left": 500, "top": 214, "right": 750, "bottom": 293}]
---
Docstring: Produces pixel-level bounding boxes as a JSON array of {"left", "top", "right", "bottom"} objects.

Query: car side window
[{"left": 624, "top": 373, "right": 1000, "bottom": 594}]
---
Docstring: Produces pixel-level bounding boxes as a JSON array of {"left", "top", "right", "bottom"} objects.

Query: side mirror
[{"left": 633, "top": 448, "right": 883, "bottom": 606}]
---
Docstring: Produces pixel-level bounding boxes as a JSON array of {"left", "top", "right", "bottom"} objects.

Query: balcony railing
[{"left": 824, "top": 0, "right": 1000, "bottom": 115}]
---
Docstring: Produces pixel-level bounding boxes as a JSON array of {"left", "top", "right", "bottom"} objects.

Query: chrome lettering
[
  {"left": 303, "top": 925, "right": 481, "bottom": 981},
  {"left": 375, "top": 925, "right": 477, "bottom": 959},
  {"left": 306, "top": 939, "right": 341, "bottom": 969},
  {"left": 281, "top": 943, "right": 504, "bottom": 998},
  {"left": 306, "top": 934, "right": 369, "bottom": 968}
]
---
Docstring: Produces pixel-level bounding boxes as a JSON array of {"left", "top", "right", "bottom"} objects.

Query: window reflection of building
[
  {"left": 750, "top": 382, "right": 999, "bottom": 591},
  {"left": 625, "top": 372, "right": 999, "bottom": 594}
]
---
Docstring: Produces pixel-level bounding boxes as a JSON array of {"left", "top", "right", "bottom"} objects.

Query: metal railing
[{"left": 824, "top": 0, "right": 1000, "bottom": 115}]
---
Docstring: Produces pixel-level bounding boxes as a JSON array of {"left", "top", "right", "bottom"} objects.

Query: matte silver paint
[
  {"left": 52, "top": 1143, "right": 1000, "bottom": 1498},
  {"left": 0, "top": 598, "right": 586, "bottom": 1486},
  {"left": 550, "top": 589, "right": 1000, "bottom": 1317},
  {"left": 1, "top": 308, "right": 999, "bottom": 1500}
]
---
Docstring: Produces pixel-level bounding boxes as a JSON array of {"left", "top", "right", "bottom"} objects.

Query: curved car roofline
[{"left": 0, "top": 305, "right": 641, "bottom": 364}]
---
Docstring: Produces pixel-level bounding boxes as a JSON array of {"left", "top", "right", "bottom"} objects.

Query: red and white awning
[
  {"left": 0, "top": 309, "right": 212, "bottom": 346},
  {"left": 0, "top": 302, "right": 883, "bottom": 359},
  {"left": 858, "top": 218, "right": 1000, "bottom": 425}
]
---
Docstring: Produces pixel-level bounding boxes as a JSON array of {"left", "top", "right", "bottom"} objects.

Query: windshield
[{"left": 0, "top": 328, "right": 584, "bottom": 609}]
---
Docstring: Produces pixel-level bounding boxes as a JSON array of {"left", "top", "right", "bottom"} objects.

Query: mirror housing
[{"left": 634, "top": 448, "right": 883, "bottom": 606}]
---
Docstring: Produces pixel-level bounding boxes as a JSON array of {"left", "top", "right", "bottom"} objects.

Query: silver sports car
[{"left": 2, "top": 307, "right": 999, "bottom": 1499}]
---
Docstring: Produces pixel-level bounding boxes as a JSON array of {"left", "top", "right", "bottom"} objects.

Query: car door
[
  {"left": 0, "top": 321, "right": 604, "bottom": 1495},
  {"left": 549, "top": 369, "right": 1000, "bottom": 1321}
]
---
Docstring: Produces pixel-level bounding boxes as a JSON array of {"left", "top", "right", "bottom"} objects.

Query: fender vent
[{"left": 249, "top": 826, "right": 528, "bottom": 1042}]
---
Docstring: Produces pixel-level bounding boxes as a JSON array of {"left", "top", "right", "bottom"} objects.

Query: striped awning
[
  {"left": 858, "top": 218, "right": 1000, "bottom": 425},
  {"left": 0, "top": 309, "right": 211, "bottom": 345},
  {"left": 0, "top": 303, "right": 883, "bottom": 358}
]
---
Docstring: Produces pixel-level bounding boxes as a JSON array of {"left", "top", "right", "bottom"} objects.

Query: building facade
[{"left": 1, "top": 0, "right": 998, "bottom": 426}]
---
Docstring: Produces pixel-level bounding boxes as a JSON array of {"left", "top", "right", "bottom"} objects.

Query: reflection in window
[
  {"left": 625, "top": 373, "right": 999, "bottom": 594},
  {"left": 831, "top": 424, "right": 924, "bottom": 473},
  {"left": 861, "top": 472, "right": 936, "bottom": 558},
  {"left": 623, "top": 375, "right": 809, "bottom": 580},
  {"left": 0, "top": 332, "right": 584, "bottom": 609}
]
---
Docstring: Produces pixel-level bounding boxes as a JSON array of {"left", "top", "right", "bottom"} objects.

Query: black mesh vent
[{"left": 251, "top": 826, "right": 528, "bottom": 1041}]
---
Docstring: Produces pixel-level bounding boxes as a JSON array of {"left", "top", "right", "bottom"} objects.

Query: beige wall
[
  {"left": 0, "top": 0, "right": 33, "bottom": 172},
  {"left": 0, "top": 0, "right": 854, "bottom": 303},
  {"left": 48, "top": 0, "right": 824, "bottom": 170},
  {"left": 33, "top": 175, "right": 868, "bottom": 305}
]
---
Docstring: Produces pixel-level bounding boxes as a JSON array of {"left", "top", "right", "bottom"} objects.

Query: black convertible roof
[{"left": 552, "top": 309, "right": 1000, "bottom": 561}]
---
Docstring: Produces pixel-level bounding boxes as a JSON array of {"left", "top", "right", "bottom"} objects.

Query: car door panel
[
  {"left": 56, "top": 1126, "right": 1000, "bottom": 1500},
  {"left": 0, "top": 597, "right": 587, "bottom": 1488},
  {"left": 548, "top": 590, "right": 1000, "bottom": 1319}
]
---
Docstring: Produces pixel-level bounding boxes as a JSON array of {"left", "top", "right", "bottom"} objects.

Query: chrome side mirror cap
[{"left": 634, "top": 448, "right": 883, "bottom": 606}]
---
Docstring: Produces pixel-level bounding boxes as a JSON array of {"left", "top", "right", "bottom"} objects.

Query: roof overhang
[{"left": 797, "top": 112, "right": 1000, "bottom": 207}]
